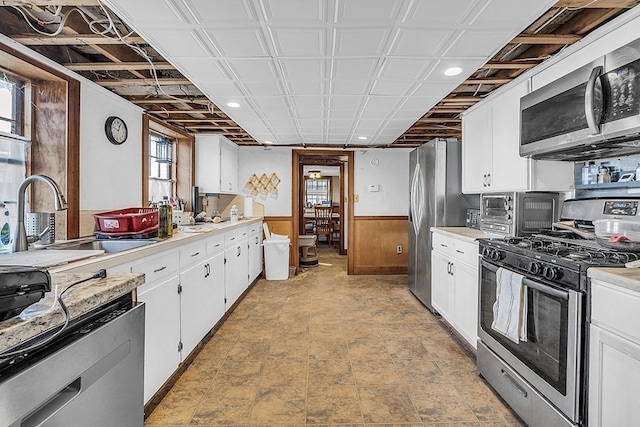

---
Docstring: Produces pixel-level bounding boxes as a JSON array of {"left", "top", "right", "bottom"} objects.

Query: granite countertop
[
  {"left": 0, "top": 271, "right": 144, "bottom": 354},
  {"left": 588, "top": 267, "right": 640, "bottom": 294},
  {"left": 431, "top": 226, "right": 489, "bottom": 243}
]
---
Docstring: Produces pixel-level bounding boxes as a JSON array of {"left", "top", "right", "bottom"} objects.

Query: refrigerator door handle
[{"left": 410, "top": 162, "right": 424, "bottom": 237}]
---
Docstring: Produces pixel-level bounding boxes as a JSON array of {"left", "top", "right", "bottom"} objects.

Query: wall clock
[{"left": 105, "top": 116, "right": 128, "bottom": 145}]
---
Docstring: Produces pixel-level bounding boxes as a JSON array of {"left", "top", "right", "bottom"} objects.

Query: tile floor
[{"left": 145, "top": 248, "right": 525, "bottom": 426}]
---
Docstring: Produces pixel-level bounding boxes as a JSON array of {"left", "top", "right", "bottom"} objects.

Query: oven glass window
[{"left": 480, "top": 263, "right": 568, "bottom": 394}]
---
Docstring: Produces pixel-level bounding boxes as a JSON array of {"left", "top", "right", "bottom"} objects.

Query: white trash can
[{"left": 263, "top": 238, "right": 290, "bottom": 280}]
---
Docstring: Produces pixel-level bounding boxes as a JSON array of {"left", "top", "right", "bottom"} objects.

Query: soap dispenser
[{"left": 230, "top": 205, "right": 239, "bottom": 223}]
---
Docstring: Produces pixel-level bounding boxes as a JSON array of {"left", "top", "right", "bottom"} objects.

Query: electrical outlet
[
  {"left": 396, "top": 245, "right": 403, "bottom": 254},
  {"left": 354, "top": 194, "right": 360, "bottom": 202}
]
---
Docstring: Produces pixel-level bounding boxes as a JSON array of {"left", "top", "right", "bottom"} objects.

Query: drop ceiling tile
[
  {"left": 403, "top": 0, "right": 477, "bottom": 26},
  {"left": 202, "top": 27, "right": 270, "bottom": 57},
  {"left": 262, "top": 0, "right": 326, "bottom": 23},
  {"left": 393, "top": 96, "right": 440, "bottom": 115},
  {"left": 469, "top": 0, "right": 556, "bottom": 27},
  {"left": 242, "top": 81, "right": 286, "bottom": 96},
  {"left": 334, "top": 28, "right": 391, "bottom": 56},
  {"left": 270, "top": 28, "right": 326, "bottom": 56},
  {"left": 287, "top": 80, "right": 325, "bottom": 96},
  {"left": 425, "top": 58, "right": 487, "bottom": 82},
  {"left": 389, "top": 28, "right": 457, "bottom": 57},
  {"left": 225, "top": 58, "right": 280, "bottom": 81},
  {"left": 443, "top": 30, "right": 511, "bottom": 57},
  {"left": 297, "top": 118, "right": 324, "bottom": 129},
  {"left": 371, "top": 80, "right": 415, "bottom": 96},
  {"left": 331, "top": 58, "right": 378, "bottom": 81},
  {"left": 330, "top": 79, "right": 369, "bottom": 95},
  {"left": 279, "top": 59, "right": 325, "bottom": 80},
  {"left": 378, "top": 58, "right": 433, "bottom": 81},
  {"left": 197, "top": 81, "right": 246, "bottom": 97},
  {"left": 363, "top": 95, "right": 404, "bottom": 111},
  {"left": 411, "top": 81, "right": 460, "bottom": 97},
  {"left": 356, "top": 118, "right": 385, "bottom": 129},
  {"left": 336, "top": 0, "right": 404, "bottom": 24},
  {"left": 329, "top": 96, "right": 365, "bottom": 111},
  {"left": 290, "top": 95, "right": 324, "bottom": 112},
  {"left": 144, "top": 29, "right": 214, "bottom": 57},
  {"left": 359, "top": 108, "right": 392, "bottom": 120},
  {"left": 170, "top": 58, "right": 230, "bottom": 81},
  {"left": 104, "top": 0, "right": 191, "bottom": 26},
  {"left": 182, "top": 0, "right": 257, "bottom": 24}
]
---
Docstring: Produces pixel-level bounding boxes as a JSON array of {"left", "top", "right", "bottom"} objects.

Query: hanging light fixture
[
  {"left": 155, "top": 136, "right": 172, "bottom": 163},
  {"left": 308, "top": 170, "right": 322, "bottom": 179}
]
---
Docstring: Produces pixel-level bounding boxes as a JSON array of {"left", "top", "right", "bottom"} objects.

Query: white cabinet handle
[
  {"left": 456, "top": 249, "right": 464, "bottom": 254},
  {"left": 153, "top": 266, "right": 167, "bottom": 273},
  {"left": 191, "top": 252, "right": 200, "bottom": 257}
]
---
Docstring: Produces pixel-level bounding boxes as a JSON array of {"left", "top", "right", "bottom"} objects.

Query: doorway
[{"left": 291, "top": 150, "right": 354, "bottom": 274}]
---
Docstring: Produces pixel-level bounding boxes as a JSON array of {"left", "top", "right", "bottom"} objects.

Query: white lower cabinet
[
  {"left": 225, "top": 232, "right": 249, "bottom": 309},
  {"left": 248, "top": 224, "right": 263, "bottom": 283},
  {"left": 589, "top": 279, "right": 640, "bottom": 427},
  {"left": 431, "top": 231, "right": 479, "bottom": 349},
  {"left": 130, "top": 250, "right": 180, "bottom": 404}
]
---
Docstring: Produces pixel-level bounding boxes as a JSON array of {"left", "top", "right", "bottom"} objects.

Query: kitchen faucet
[{"left": 13, "top": 174, "right": 67, "bottom": 252}]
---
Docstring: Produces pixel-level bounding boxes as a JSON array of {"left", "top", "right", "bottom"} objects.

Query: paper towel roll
[{"left": 243, "top": 197, "right": 253, "bottom": 218}]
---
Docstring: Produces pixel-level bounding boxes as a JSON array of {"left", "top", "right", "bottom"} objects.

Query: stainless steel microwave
[
  {"left": 520, "top": 38, "right": 640, "bottom": 161},
  {"left": 480, "top": 192, "right": 559, "bottom": 237}
]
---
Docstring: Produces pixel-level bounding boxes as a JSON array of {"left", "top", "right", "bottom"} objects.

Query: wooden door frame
[{"left": 291, "top": 149, "right": 354, "bottom": 274}]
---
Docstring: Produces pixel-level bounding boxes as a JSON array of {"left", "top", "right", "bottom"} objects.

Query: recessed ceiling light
[
  {"left": 226, "top": 102, "right": 240, "bottom": 108},
  {"left": 357, "top": 136, "right": 368, "bottom": 140},
  {"left": 444, "top": 66, "right": 463, "bottom": 77}
]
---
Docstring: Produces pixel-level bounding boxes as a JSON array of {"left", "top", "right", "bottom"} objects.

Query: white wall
[
  {"left": 238, "top": 147, "right": 292, "bottom": 216},
  {"left": 354, "top": 149, "right": 411, "bottom": 216},
  {"left": 80, "top": 84, "right": 143, "bottom": 210}
]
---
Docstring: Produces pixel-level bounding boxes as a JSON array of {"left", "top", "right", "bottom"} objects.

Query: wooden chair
[{"left": 314, "top": 205, "right": 333, "bottom": 247}]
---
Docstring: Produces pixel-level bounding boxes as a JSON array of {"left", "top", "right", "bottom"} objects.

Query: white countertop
[
  {"left": 13, "top": 217, "right": 264, "bottom": 274},
  {"left": 588, "top": 267, "right": 640, "bottom": 294},
  {"left": 431, "top": 226, "right": 489, "bottom": 243}
]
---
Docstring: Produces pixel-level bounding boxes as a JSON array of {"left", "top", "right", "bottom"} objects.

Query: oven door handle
[{"left": 482, "top": 259, "right": 569, "bottom": 301}]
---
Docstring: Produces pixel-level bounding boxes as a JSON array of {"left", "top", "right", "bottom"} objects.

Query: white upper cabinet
[
  {"left": 195, "top": 134, "right": 239, "bottom": 194},
  {"left": 462, "top": 79, "right": 573, "bottom": 194}
]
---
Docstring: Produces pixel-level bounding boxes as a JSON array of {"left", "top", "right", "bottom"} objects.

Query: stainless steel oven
[{"left": 478, "top": 255, "right": 583, "bottom": 427}]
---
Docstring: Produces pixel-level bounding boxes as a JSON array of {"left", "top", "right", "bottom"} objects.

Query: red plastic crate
[{"left": 94, "top": 208, "right": 159, "bottom": 233}]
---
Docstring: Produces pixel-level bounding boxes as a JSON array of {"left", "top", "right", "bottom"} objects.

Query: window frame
[
  {"left": 304, "top": 177, "right": 331, "bottom": 206},
  {"left": 0, "top": 71, "right": 25, "bottom": 137}
]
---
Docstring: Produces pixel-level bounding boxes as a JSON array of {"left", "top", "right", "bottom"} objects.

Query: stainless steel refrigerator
[{"left": 408, "top": 138, "right": 473, "bottom": 311}]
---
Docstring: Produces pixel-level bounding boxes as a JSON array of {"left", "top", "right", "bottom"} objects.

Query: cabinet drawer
[
  {"left": 432, "top": 232, "right": 456, "bottom": 257},
  {"left": 247, "top": 222, "right": 261, "bottom": 235},
  {"left": 206, "top": 234, "right": 225, "bottom": 257},
  {"left": 131, "top": 250, "right": 179, "bottom": 286},
  {"left": 224, "top": 230, "right": 239, "bottom": 248},
  {"left": 453, "top": 240, "right": 479, "bottom": 268},
  {"left": 237, "top": 226, "right": 250, "bottom": 240},
  {"left": 179, "top": 241, "right": 206, "bottom": 268},
  {"left": 591, "top": 280, "right": 640, "bottom": 342}
]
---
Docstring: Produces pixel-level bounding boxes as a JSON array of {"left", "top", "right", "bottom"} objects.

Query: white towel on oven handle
[{"left": 492, "top": 267, "right": 527, "bottom": 343}]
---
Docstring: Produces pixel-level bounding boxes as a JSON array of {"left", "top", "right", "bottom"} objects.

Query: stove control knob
[
  {"left": 528, "top": 262, "right": 542, "bottom": 275},
  {"left": 490, "top": 249, "right": 505, "bottom": 261},
  {"left": 505, "top": 214, "right": 512, "bottom": 220},
  {"left": 482, "top": 247, "right": 492, "bottom": 258},
  {"left": 543, "top": 266, "right": 563, "bottom": 280}
]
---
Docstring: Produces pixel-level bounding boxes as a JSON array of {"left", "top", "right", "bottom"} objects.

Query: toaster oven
[{"left": 480, "top": 192, "right": 559, "bottom": 236}]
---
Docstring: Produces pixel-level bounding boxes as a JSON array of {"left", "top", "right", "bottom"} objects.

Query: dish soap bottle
[
  {"left": 230, "top": 205, "right": 239, "bottom": 223},
  {"left": 0, "top": 203, "right": 10, "bottom": 253},
  {"left": 158, "top": 200, "right": 172, "bottom": 238}
]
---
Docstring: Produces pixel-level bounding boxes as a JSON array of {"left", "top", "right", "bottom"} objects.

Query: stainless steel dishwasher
[{"left": 0, "top": 294, "right": 145, "bottom": 427}]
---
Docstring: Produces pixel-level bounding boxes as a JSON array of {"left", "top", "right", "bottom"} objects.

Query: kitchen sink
[{"left": 46, "top": 239, "right": 157, "bottom": 253}]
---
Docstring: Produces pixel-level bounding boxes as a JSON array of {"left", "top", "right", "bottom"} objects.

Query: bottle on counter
[
  {"left": 598, "top": 166, "right": 611, "bottom": 184},
  {"left": 230, "top": 205, "right": 239, "bottom": 223},
  {"left": 0, "top": 203, "right": 10, "bottom": 253},
  {"left": 158, "top": 199, "right": 173, "bottom": 238},
  {"left": 636, "top": 163, "right": 640, "bottom": 182},
  {"left": 581, "top": 161, "right": 590, "bottom": 185},
  {"left": 588, "top": 161, "right": 599, "bottom": 184}
]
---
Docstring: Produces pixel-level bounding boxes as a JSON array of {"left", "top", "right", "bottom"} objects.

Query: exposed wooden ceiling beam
[
  {"left": 416, "top": 118, "right": 462, "bottom": 123},
  {"left": 481, "top": 60, "right": 540, "bottom": 69},
  {"left": 131, "top": 97, "right": 211, "bottom": 105},
  {"left": 511, "top": 34, "right": 582, "bottom": 44},
  {"left": 96, "top": 78, "right": 192, "bottom": 87},
  {"left": 555, "top": 0, "right": 636, "bottom": 8},
  {"left": 463, "top": 77, "right": 512, "bottom": 85},
  {"left": 0, "top": 0, "right": 97, "bottom": 5},
  {"left": 11, "top": 34, "right": 146, "bottom": 45},
  {"left": 63, "top": 61, "right": 174, "bottom": 71},
  {"left": 146, "top": 109, "right": 212, "bottom": 114}
]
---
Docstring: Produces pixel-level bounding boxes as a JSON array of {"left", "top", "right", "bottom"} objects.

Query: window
[
  {"left": 305, "top": 178, "right": 330, "bottom": 206},
  {"left": 148, "top": 132, "right": 175, "bottom": 204},
  {"left": 0, "top": 73, "right": 25, "bottom": 136}
]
